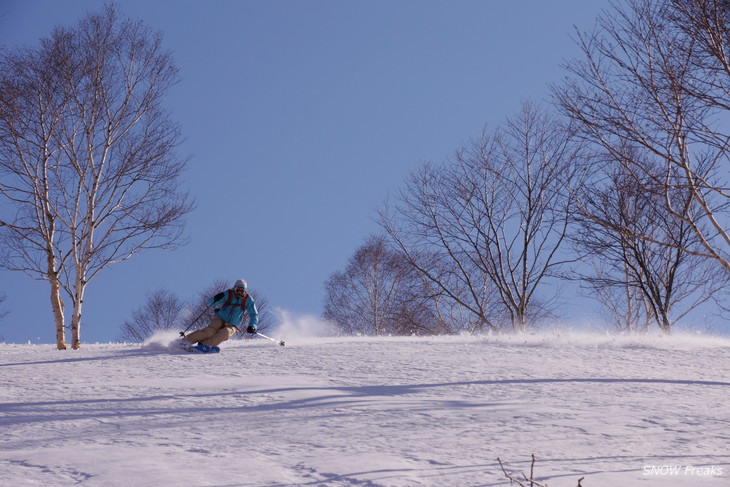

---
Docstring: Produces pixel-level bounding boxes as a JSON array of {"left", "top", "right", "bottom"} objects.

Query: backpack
[{"left": 222, "top": 289, "right": 248, "bottom": 311}]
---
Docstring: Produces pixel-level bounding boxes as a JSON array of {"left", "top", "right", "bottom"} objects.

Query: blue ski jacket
[{"left": 208, "top": 289, "right": 259, "bottom": 330}]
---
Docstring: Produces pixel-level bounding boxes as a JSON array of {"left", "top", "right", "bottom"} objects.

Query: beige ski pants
[{"left": 184, "top": 315, "right": 238, "bottom": 347}]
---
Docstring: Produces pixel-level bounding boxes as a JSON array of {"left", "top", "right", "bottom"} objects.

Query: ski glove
[
  {"left": 247, "top": 326, "right": 257, "bottom": 334},
  {"left": 213, "top": 292, "right": 225, "bottom": 302}
]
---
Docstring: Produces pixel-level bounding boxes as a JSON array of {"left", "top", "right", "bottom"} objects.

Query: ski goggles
[{"left": 233, "top": 286, "right": 246, "bottom": 296}]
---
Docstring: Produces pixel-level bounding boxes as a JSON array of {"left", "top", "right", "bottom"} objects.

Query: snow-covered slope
[{"left": 1, "top": 332, "right": 729, "bottom": 486}]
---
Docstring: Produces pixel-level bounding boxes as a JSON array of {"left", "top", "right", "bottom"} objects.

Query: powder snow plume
[
  {"left": 141, "top": 330, "right": 186, "bottom": 351},
  {"left": 468, "top": 327, "right": 730, "bottom": 350},
  {"left": 273, "top": 308, "right": 337, "bottom": 342}
]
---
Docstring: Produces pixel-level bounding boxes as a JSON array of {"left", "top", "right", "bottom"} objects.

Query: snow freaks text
[{"left": 643, "top": 465, "right": 724, "bottom": 477}]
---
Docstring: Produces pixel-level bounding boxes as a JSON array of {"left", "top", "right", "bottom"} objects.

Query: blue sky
[{"left": 0, "top": 0, "right": 627, "bottom": 343}]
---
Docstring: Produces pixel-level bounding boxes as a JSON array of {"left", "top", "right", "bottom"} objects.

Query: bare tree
[
  {"left": 381, "top": 102, "right": 583, "bottom": 332},
  {"left": 0, "top": 293, "right": 6, "bottom": 342},
  {"left": 0, "top": 292, "right": 8, "bottom": 323},
  {"left": 323, "top": 235, "right": 446, "bottom": 336},
  {"left": 0, "top": 32, "right": 74, "bottom": 348},
  {"left": 555, "top": 0, "right": 730, "bottom": 272},
  {"left": 381, "top": 158, "right": 502, "bottom": 333},
  {"left": 572, "top": 159, "right": 725, "bottom": 332},
  {"left": 0, "top": 6, "right": 193, "bottom": 349},
  {"left": 588, "top": 263, "right": 655, "bottom": 333},
  {"left": 118, "top": 289, "right": 185, "bottom": 342}
]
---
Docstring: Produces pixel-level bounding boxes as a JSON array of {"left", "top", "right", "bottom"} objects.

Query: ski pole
[
  {"left": 179, "top": 304, "right": 212, "bottom": 337},
  {"left": 256, "top": 332, "right": 285, "bottom": 347}
]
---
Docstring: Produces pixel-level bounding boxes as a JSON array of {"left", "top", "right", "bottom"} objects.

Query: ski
[{"left": 176, "top": 340, "right": 220, "bottom": 354}]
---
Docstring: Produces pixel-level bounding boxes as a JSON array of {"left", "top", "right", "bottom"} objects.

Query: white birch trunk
[{"left": 49, "top": 268, "right": 67, "bottom": 350}]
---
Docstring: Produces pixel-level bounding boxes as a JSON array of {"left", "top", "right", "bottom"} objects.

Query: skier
[{"left": 182, "top": 279, "right": 258, "bottom": 353}]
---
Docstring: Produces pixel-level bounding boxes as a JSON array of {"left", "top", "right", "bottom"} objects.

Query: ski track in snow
[{"left": 1, "top": 332, "right": 729, "bottom": 486}]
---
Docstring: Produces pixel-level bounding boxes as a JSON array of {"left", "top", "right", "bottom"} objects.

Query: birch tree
[
  {"left": 0, "top": 6, "right": 192, "bottom": 349},
  {"left": 324, "top": 235, "right": 446, "bottom": 335},
  {"left": 555, "top": 0, "right": 730, "bottom": 271},
  {"left": 381, "top": 102, "right": 584, "bottom": 331},
  {"left": 0, "top": 32, "right": 76, "bottom": 348},
  {"left": 572, "top": 159, "right": 725, "bottom": 332}
]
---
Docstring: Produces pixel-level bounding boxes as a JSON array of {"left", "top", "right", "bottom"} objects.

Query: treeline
[{"left": 324, "top": 0, "right": 730, "bottom": 335}]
